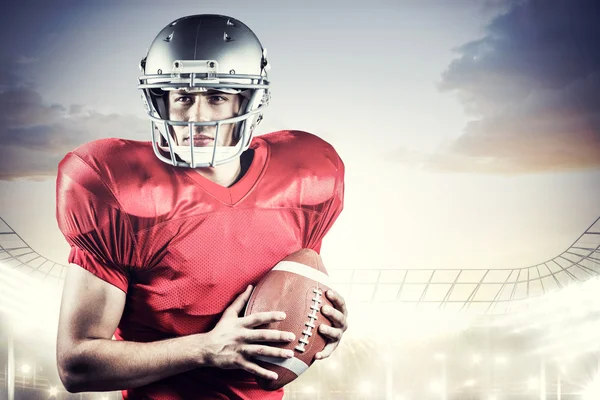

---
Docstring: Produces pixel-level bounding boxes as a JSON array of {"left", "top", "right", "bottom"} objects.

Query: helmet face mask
[{"left": 138, "top": 15, "right": 270, "bottom": 168}]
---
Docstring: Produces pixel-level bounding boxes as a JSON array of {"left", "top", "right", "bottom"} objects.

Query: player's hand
[
  {"left": 316, "top": 289, "right": 348, "bottom": 360},
  {"left": 203, "top": 285, "right": 296, "bottom": 380}
]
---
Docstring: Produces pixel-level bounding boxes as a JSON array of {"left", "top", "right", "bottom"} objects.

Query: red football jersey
[{"left": 56, "top": 130, "right": 344, "bottom": 400}]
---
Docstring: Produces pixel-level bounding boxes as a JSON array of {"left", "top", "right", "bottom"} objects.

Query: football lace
[{"left": 295, "top": 288, "right": 323, "bottom": 353}]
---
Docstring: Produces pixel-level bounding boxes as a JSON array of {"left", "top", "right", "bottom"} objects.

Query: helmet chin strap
[
  {"left": 155, "top": 112, "right": 245, "bottom": 167},
  {"left": 161, "top": 143, "right": 243, "bottom": 167}
]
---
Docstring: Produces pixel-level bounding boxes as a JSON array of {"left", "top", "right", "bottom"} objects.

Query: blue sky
[{"left": 0, "top": 0, "right": 598, "bottom": 269}]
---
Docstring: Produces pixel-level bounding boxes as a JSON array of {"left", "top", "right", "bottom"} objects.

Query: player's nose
[{"left": 188, "top": 98, "right": 212, "bottom": 122}]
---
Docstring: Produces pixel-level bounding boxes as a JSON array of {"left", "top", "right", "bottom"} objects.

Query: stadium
[{"left": 1, "top": 216, "right": 599, "bottom": 400}]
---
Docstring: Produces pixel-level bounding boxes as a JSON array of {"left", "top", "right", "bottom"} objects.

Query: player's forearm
[{"left": 58, "top": 333, "right": 208, "bottom": 393}]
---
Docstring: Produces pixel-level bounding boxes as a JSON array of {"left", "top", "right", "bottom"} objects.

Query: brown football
[{"left": 244, "top": 248, "right": 334, "bottom": 391}]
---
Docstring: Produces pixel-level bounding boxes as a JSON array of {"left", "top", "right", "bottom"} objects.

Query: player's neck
[
  {"left": 194, "top": 158, "right": 242, "bottom": 188},
  {"left": 194, "top": 149, "right": 254, "bottom": 187}
]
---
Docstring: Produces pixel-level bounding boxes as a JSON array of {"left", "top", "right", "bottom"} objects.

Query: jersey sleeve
[
  {"left": 56, "top": 151, "right": 138, "bottom": 293},
  {"left": 304, "top": 151, "right": 345, "bottom": 253}
]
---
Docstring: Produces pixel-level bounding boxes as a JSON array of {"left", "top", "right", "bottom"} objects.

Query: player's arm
[
  {"left": 57, "top": 264, "right": 203, "bottom": 392},
  {"left": 309, "top": 145, "right": 348, "bottom": 359},
  {"left": 57, "top": 266, "right": 295, "bottom": 393}
]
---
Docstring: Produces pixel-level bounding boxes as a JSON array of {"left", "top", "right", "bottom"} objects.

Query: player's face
[{"left": 168, "top": 90, "right": 242, "bottom": 147}]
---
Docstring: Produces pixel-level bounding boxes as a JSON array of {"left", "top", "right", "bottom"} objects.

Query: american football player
[{"left": 55, "top": 14, "right": 347, "bottom": 399}]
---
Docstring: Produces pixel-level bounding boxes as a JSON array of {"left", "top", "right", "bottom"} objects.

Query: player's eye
[
  {"left": 208, "top": 95, "right": 227, "bottom": 104},
  {"left": 175, "top": 95, "right": 193, "bottom": 104}
]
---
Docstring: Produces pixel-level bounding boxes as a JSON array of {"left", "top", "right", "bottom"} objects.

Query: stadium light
[
  {"left": 21, "top": 364, "right": 31, "bottom": 374},
  {"left": 494, "top": 355, "right": 508, "bottom": 365},
  {"left": 527, "top": 377, "right": 538, "bottom": 390},
  {"left": 349, "top": 304, "right": 473, "bottom": 343},
  {"left": 582, "top": 374, "right": 600, "bottom": 400},
  {"left": 0, "top": 261, "right": 63, "bottom": 339},
  {"left": 48, "top": 386, "right": 58, "bottom": 397},
  {"left": 303, "top": 385, "right": 315, "bottom": 394},
  {"left": 359, "top": 381, "right": 372, "bottom": 395},
  {"left": 560, "top": 365, "right": 568, "bottom": 374}
]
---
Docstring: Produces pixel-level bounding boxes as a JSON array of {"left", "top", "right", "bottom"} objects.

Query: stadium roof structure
[
  {"left": 1, "top": 216, "right": 599, "bottom": 314},
  {"left": 0, "top": 218, "right": 67, "bottom": 286},
  {"left": 330, "top": 217, "right": 600, "bottom": 314}
]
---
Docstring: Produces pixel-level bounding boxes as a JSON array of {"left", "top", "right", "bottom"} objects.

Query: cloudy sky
[{"left": 0, "top": 0, "right": 598, "bottom": 271}]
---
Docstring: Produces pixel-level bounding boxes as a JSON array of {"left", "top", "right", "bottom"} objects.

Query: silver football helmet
[{"left": 138, "top": 14, "right": 270, "bottom": 168}]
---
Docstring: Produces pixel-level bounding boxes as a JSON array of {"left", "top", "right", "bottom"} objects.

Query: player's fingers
[
  {"left": 325, "top": 290, "right": 348, "bottom": 318},
  {"left": 241, "top": 311, "right": 287, "bottom": 328},
  {"left": 236, "top": 358, "right": 279, "bottom": 381},
  {"left": 315, "top": 342, "right": 338, "bottom": 360},
  {"left": 242, "top": 344, "right": 295, "bottom": 359},
  {"left": 224, "top": 285, "right": 254, "bottom": 316},
  {"left": 245, "top": 329, "right": 296, "bottom": 343},
  {"left": 321, "top": 305, "right": 347, "bottom": 330},
  {"left": 318, "top": 324, "right": 343, "bottom": 341}
]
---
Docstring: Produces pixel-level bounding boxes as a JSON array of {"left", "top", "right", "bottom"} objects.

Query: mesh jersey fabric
[{"left": 55, "top": 130, "right": 345, "bottom": 400}]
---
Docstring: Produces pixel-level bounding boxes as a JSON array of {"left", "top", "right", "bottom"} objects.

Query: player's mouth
[{"left": 182, "top": 134, "right": 214, "bottom": 147}]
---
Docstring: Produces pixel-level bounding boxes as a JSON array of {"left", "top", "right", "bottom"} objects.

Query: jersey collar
[{"left": 182, "top": 138, "right": 268, "bottom": 206}]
